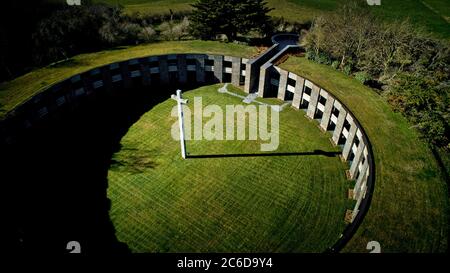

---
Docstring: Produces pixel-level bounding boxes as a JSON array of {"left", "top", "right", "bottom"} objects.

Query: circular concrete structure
[{"left": 0, "top": 50, "right": 374, "bottom": 252}]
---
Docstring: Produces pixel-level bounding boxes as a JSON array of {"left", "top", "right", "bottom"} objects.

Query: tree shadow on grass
[
  {"left": 110, "top": 147, "right": 158, "bottom": 174},
  {"left": 187, "top": 150, "right": 341, "bottom": 159}
]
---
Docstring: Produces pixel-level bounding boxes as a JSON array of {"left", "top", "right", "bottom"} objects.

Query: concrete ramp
[{"left": 244, "top": 33, "right": 301, "bottom": 94}]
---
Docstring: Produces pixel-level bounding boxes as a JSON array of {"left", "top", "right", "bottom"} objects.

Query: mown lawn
[
  {"left": 107, "top": 84, "right": 351, "bottom": 252},
  {"left": 0, "top": 41, "right": 257, "bottom": 119},
  {"left": 1, "top": 38, "right": 447, "bottom": 253},
  {"left": 280, "top": 57, "right": 449, "bottom": 253},
  {"left": 93, "top": 0, "right": 450, "bottom": 39}
]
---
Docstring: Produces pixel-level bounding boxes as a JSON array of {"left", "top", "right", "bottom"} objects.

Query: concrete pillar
[
  {"left": 231, "top": 56, "right": 241, "bottom": 86},
  {"left": 159, "top": 55, "right": 169, "bottom": 85},
  {"left": 292, "top": 75, "right": 305, "bottom": 109},
  {"left": 277, "top": 69, "right": 288, "bottom": 101},
  {"left": 81, "top": 73, "right": 93, "bottom": 96},
  {"left": 121, "top": 62, "right": 132, "bottom": 89},
  {"left": 101, "top": 66, "right": 112, "bottom": 91},
  {"left": 141, "top": 63, "right": 151, "bottom": 86},
  {"left": 306, "top": 85, "right": 320, "bottom": 119},
  {"left": 342, "top": 117, "right": 357, "bottom": 161},
  {"left": 320, "top": 94, "right": 335, "bottom": 131},
  {"left": 332, "top": 102, "right": 347, "bottom": 145},
  {"left": 353, "top": 153, "right": 369, "bottom": 200},
  {"left": 351, "top": 191, "right": 363, "bottom": 222},
  {"left": 244, "top": 60, "right": 257, "bottom": 93},
  {"left": 213, "top": 55, "right": 224, "bottom": 83},
  {"left": 196, "top": 55, "right": 205, "bottom": 84},
  {"left": 177, "top": 54, "right": 187, "bottom": 84},
  {"left": 258, "top": 63, "right": 271, "bottom": 97},
  {"left": 349, "top": 141, "right": 366, "bottom": 179}
]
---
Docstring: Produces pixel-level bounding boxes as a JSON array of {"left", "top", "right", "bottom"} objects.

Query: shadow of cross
[{"left": 186, "top": 150, "right": 341, "bottom": 159}]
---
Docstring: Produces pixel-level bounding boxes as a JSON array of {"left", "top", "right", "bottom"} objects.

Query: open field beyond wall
[{"left": 91, "top": 0, "right": 450, "bottom": 39}]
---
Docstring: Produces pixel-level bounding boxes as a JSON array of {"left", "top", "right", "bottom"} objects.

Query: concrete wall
[
  {"left": 0, "top": 51, "right": 375, "bottom": 252},
  {"left": 0, "top": 53, "right": 243, "bottom": 145},
  {"left": 258, "top": 64, "right": 375, "bottom": 226}
]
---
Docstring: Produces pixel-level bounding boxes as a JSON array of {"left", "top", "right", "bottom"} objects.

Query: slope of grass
[
  {"left": 0, "top": 41, "right": 257, "bottom": 119},
  {"left": 280, "top": 57, "right": 449, "bottom": 253},
  {"left": 107, "top": 84, "right": 351, "bottom": 252}
]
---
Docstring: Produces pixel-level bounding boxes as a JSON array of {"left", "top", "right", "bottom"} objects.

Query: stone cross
[{"left": 171, "top": 89, "right": 188, "bottom": 159}]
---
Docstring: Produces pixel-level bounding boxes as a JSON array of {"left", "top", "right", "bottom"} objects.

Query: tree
[
  {"left": 190, "top": 0, "right": 272, "bottom": 41},
  {"left": 302, "top": 0, "right": 377, "bottom": 70}
]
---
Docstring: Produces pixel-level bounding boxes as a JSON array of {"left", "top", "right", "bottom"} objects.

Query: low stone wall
[
  {"left": 0, "top": 52, "right": 375, "bottom": 252},
  {"left": 259, "top": 64, "right": 376, "bottom": 252},
  {"left": 0, "top": 53, "right": 248, "bottom": 146}
]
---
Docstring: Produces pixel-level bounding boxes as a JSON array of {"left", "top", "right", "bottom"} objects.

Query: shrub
[
  {"left": 314, "top": 52, "right": 331, "bottom": 65},
  {"left": 138, "top": 26, "right": 157, "bottom": 42},
  {"left": 354, "top": 71, "right": 371, "bottom": 84},
  {"left": 343, "top": 65, "right": 352, "bottom": 75},
  {"left": 171, "top": 17, "right": 190, "bottom": 40},
  {"left": 305, "top": 50, "right": 316, "bottom": 61},
  {"left": 120, "top": 22, "right": 142, "bottom": 44},
  {"left": 331, "top": 60, "right": 340, "bottom": 70}
]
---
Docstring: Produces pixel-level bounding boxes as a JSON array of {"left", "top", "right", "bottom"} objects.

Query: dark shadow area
[
  {"left": 0, "top": 79, "right": 202, "bottom": 254},
  {"left": 187, "top": 150, "right": 341, "bottom": 159}
]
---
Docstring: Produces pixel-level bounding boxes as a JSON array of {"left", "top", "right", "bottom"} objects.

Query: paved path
[{"left": 218, "top": 83, "right": 289, "bottom": 112}]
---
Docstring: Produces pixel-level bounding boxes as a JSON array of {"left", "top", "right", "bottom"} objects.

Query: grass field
[
  {"left": 280, "top": 57, "right": 449, "bottom": 253},
  {"left": 93, "top": 0, "right": 450, "bottom": 39},
  {"left": 107, "top": 84, "right": 352, "bottom": 252},
  {"left": 0, "top": 41, "right": 257, "bottom": 119}
]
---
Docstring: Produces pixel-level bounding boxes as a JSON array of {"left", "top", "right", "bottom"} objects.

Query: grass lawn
[
  {"left": 107, "top": 84, "right": 351, "bottom": 252},
  {"left": 0, "top": 41, "right": 257, "bottom": 119},
  {"left": 92, "top": 0, "right": 450, "bottom": 39},
  {"left": 280, "top": 57, "right": 449, "bottom": 253}
]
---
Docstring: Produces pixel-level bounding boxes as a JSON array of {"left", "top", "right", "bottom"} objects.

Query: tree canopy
[{"left": 190, "top": 0, "right": 272, "bottom": 41}]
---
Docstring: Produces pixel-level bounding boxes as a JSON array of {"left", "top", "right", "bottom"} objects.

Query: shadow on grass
[
  {"left": 1, "top": 80, "right": 202, "bottom": 254},
  {"left": 110, "top": 147, "right": 158, "bottom": 174},
  {"left": 187, "top": 150, "right": 341, "bottom": 159}
]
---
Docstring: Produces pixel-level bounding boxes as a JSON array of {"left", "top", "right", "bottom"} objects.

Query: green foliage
[
  {"left": 305, "top": 50, "right": 331, "bottom": 65},
  {"left": 354, "top": 71, "right": 370, "bottom": 85},
  {"left": 343, "top": 65, "right": 352, "bottom": 76},
  {"left": 189, "top": 0, "right": 272, "bottom": 41},
  {"left": 301, "top": 0, "right": 450, "bottom": 149},
  {"left": 33, "top": 4, "right": 123, "bottom": 64},
  {"left": 137, "top": 26, "right": 157, "bottom": 42},
  {"left": 160, "top": 17, "right": 191, "bottom": 41},
  {"left": 331, "top": 60, "right": 339, "bottom": 70},
  {"left": 387, "top": 73, "right": 449, "bottom": 148},
  {"left": 315, "top": 52, "right": 331, "bottom": 65},
  {"left": 305, "top": 50, "right": 315, "bottom": 61}
]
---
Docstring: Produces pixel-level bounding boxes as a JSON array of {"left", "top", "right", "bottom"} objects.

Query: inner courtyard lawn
[{"left": 107, "top": 84, "right": 352, "bottom": 252}]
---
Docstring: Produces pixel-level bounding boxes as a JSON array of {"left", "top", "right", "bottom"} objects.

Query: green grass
[
  {"left": 0, "top": 41, "right": 257, "bottom": 119},
  {"left": 93, "top": 0, "right": 450, "bottom": 39},
  {"left": 280, "top": 57, "right": 449, "bottom": 253},
  {"left": 107, "top": 84, "right": 352, "bottom": 252},
  {"left": 1, "top": 36, "right": 447, "bottom": 252}
]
